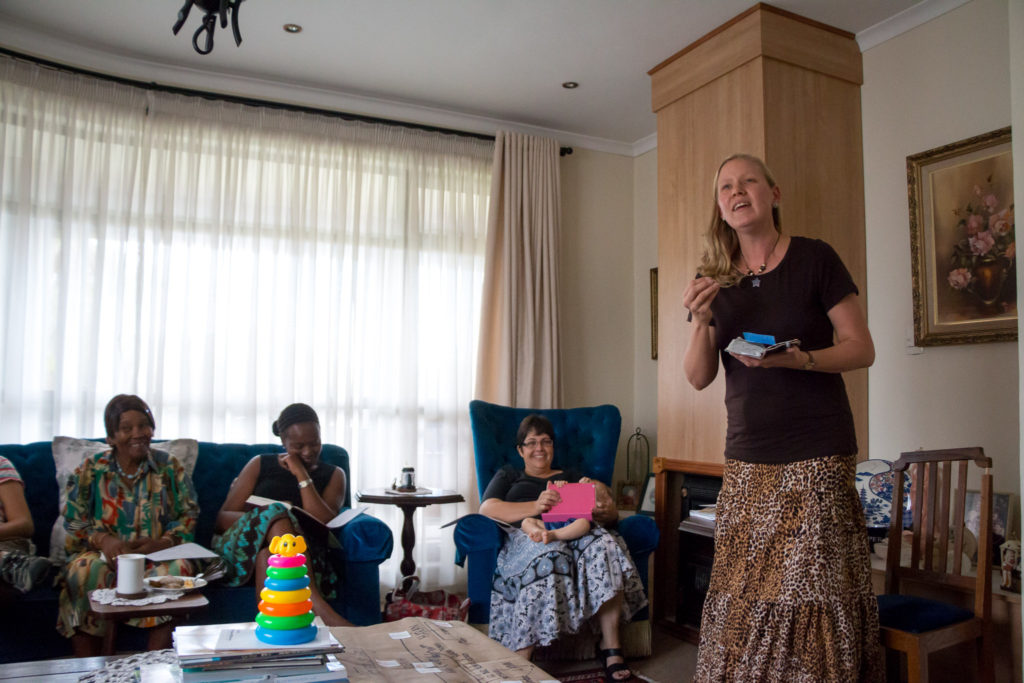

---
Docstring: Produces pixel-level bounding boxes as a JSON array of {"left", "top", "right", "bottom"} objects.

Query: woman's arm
[
  {"left": 682, "top": 277, "right": 721, "bottom": 389},
  {"left": 295, "top": 466, "right": 346, "bottom": 524},
  {"left": 215, "top": 456, "right": 261, "bottom": 533},
  {"left": 0, "top": 480, "right": 33, "bottom": 541},
  {"left": 65, "top": 457, "right": 127, "bottom": 561},
  {"left": 479, "top": 488, "right": 561, "bottom": 525}
]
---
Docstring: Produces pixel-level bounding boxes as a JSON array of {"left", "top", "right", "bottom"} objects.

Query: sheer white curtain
[{"left": 0, "top": 55, "right": 491, "bottom": 589}]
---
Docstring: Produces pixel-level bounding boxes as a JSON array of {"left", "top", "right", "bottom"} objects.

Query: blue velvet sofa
[
  {"left": 0, "top": 440, "right": 393, "bottom": 664},
  {"left": 452, "top": 400, "right": 659, "bottom": 657}
]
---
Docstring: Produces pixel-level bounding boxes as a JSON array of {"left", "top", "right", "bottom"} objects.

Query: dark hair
[
  {"left": 273, "top": 403, "right": 320, "bottom": 438},
  {"left": 516, "top": 414, "right": 554, "bottom": 446},
  {"left": 103, "top": 394, "right": 155, "bottom": 437}
]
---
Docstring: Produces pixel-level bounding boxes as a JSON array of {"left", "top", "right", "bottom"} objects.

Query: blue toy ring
[
  {"left": 264, "top": 576, "right": 310, "bottom": 592},
  {"left": 255, "top": 624, "right": 317, "bottom": 645}
]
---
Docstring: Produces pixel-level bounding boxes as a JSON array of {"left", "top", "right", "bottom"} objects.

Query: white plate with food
[{"left": 144, "top": 575, "right": 207, "bottom": 593}]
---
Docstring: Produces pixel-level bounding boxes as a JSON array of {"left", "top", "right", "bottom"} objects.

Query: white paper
[
  {"left": 147, "top": 542, "right": 220, "bottom": 562},
  {"left": 376, "top": 660, "right": 400, "bottom": 668},
  {"left": 388, "top": 631, "right": 411, "bottom": 639}
]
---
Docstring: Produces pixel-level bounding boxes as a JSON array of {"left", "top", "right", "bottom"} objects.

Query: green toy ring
[{"left": 255, "top": 612, "right": 315, "bottom": 631}]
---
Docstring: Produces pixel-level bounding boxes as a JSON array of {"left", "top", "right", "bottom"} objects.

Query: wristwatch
[
  {"left": 802, "top": 350, "right": 816, "bottom": 371},
  {"left": 298, "top": 478, "right": 313, "bottom": 489}
]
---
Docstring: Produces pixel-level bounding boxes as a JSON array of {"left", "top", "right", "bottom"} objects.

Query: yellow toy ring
[{"left": 259, "top": 587, "right": 312, "bottom": 604}]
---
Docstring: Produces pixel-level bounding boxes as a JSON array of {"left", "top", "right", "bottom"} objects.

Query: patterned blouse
[
  {"left": 0, "top": 455, "right": 24, "bottom": 524},
  {"left": 64, "top": 448, "right": 198, "bottom": 555}
]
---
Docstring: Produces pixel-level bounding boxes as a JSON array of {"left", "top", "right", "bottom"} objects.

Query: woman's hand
[
  {"left": 729, "top": 345, "right": 806, "bottom": 370},
  {"left": 683, "top": 276, "right": 722, "bottom": 390},
  {"left": 682, "top": 276, "right": 719, "bottom": 326},
  {"left": 534, "top": 487, "right": 561, "bottom": 516},
  {"left": 96, "top": 533, "right": 128, "bottom": 562},
  {"left": 278, "top": 452, "right": 310, "bottom": 482}
]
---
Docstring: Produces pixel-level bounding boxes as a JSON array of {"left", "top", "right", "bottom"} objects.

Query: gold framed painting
[{"left": 908, "top": 126, "right": 1016, "bottom": 346}]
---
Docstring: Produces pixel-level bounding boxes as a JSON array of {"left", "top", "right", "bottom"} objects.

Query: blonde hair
[{"left": 697, "top": 153, "right": 782, "bottom": 287}]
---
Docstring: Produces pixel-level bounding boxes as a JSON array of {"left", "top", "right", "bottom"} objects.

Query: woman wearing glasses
[{"left": 479, "top": 414, "right": 645, "bottom": 683}]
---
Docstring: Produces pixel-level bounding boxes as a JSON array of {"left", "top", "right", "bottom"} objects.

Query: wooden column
[{"left": 648, "top": 3, "right": 868, "bottom": 630}]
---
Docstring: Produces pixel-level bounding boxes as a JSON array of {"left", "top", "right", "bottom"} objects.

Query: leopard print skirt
[{"left": 694, "top": 454, "right": 883, "bottom": 683}]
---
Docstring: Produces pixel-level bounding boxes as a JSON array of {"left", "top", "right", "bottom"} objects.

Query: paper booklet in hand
[
  {"left": 246, "top": 496, "right": 367, "bottom": 531},
  {"left": 725, "top": 332, "right": 800, "bottom": 359},
  {"left": 541, "top": 482, "right": 596, "bottom": 523}
]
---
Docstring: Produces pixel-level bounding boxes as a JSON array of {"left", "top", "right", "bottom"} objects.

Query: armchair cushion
[{"left": 469, "top": 400, "right": 621, "bottom": 495}]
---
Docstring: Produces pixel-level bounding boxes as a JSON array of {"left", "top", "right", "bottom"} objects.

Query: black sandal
[{"left": 598, "top": 647, "right": 635, "bottom": 682}]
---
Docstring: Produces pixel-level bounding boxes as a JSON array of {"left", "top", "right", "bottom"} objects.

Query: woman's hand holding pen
[{"left": 683, "top": 276, "right": 719, "bottom": 325}]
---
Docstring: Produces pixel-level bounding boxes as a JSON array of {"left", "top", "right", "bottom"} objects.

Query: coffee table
[
  {"left": 356, "top": 488, "right": 464, "bottom": 577},
  {"left": 0, "top": 654, "right": 113, "bottom": 682},
  {"left": 89, "top": 589, "right": 209, "bottom": 655}
]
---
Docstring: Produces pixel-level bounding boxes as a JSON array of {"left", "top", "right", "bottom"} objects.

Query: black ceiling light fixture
[{"left": 172, "top": 0, "right": 247, "bottom": 55}]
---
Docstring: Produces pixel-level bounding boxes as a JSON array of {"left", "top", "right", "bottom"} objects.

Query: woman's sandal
[{"left": 598, "top": 647, "right": 635, "bottom": 682}]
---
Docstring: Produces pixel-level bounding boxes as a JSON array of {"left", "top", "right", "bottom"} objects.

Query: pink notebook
[{"left": 541, "top": 482, "right": 596, "bottom": 522}]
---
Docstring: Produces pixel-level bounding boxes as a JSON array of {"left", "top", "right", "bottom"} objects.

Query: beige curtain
[{"left": 475, "top": 131, "right": 562, "bottom": 408}]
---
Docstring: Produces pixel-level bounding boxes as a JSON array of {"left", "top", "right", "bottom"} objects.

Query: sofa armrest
[
  {"left": 332, "top": 510, "right": 394, "bottom": 625},
  {"left": 452, "top": 514, "right": 505, "bottom": 624}
]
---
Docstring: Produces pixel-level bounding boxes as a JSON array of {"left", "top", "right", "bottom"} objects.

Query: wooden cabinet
[
  {"left": 649, "top": 4, "right": 869, "bottom": 469},
  {"left": 652, "top": 457, "right": 723, "bottom": 640}
]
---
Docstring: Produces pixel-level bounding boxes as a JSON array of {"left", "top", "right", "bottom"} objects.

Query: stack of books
[
  {"left": 679, "top": 504, "right": 716, "bottom": 536},
  {"left": 170, "top": 622, "right": 348, "bottom": 683}
]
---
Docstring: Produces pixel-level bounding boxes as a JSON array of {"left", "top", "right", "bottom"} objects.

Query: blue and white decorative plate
[{"left": 855, "top": 459, "right": 913, "bottom": 530}]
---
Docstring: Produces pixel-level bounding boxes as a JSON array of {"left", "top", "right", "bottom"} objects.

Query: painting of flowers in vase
[{"left": 908, "top": 127, "right": 1016, "bottom": 346}]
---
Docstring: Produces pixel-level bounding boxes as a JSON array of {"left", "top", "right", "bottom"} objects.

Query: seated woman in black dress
[
  {"left": 214, "top": 403, "right": 350, "bottom": 626},
  {"left": 479, "top": 414, "right": 646, "bottom": 682}
]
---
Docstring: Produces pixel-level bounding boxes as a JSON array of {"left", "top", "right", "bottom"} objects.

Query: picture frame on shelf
[
  {"left": 638, "top": 473, "right": 657, "bottom": 516},
  {"left": 617, "top": 481, "right": 640, "bottom": 509},
  {"left": 964, "top": 490, "right": 1018, "bottom": 565},
  {"left": 907, "top": 127, "right": 1016, "bottom": 346}
]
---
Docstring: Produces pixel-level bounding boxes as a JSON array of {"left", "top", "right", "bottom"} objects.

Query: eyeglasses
[{"left": 522, "top": 438, "right": 553, "bottom": 449}]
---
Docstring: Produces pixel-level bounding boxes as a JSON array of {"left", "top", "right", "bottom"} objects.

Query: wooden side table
[
  {"left": 88, "top": 590, "right": 209, "bottom": 655},
  {"left": 356, "top": 488, "right": 464, "bottom": 577}
]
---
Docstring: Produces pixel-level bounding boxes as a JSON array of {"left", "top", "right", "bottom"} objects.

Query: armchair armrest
[
  {"left": 617, "top": 515, "right": 659, "bottom": 621},
  {"left": 452, "top": 514, "right": 505, "bottom": 623},
  {"left": 332, "top": 509, "right": 394, "bottom": 625}
]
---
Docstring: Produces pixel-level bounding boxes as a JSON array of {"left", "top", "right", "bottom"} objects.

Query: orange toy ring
[{"left": 259, "top": 599, "right": 313, "bottom": 617}]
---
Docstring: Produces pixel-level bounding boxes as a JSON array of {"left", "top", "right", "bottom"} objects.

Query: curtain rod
[{"left": 0, "top": 47, "right": 573, "bottom": 156}]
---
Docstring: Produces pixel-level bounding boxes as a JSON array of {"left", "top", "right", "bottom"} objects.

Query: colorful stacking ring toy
[{"left": 255, "top": 533, "right": 318, "bottom": 645}]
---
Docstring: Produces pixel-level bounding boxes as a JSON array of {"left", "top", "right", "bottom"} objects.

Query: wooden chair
[{"left": 877, "top": 447, "right": 994, "bottom": 683}]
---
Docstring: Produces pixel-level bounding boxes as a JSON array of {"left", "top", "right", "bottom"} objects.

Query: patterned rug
[{"left": 554, "top": 668, "right": 659, "bottom": 682}]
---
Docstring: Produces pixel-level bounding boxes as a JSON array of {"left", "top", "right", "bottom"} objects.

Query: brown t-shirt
[{"left": 708, "top": 236, "right": 858, "bottom": 464}]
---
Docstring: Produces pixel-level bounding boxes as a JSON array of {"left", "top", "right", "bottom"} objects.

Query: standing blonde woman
[{"left": 682, "top": 154, "right": 882, "bottom": 681}]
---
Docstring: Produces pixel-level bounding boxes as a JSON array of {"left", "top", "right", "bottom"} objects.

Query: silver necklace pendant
[{"left": 751, "top": 277, "right": 761, "bottom": 287}]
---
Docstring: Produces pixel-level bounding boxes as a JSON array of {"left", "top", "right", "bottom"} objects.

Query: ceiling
[{"left": 0, "top": 0, "right": 966, "bottom": 155}]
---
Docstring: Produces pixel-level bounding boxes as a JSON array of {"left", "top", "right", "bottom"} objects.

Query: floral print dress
[{"left": 56, "top": 448, "right": 199, "bottom": 638}]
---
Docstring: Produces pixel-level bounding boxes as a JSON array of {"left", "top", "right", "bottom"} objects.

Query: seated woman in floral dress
[{"left": 57, "top": 394, "right": 199, "bottom": 656}]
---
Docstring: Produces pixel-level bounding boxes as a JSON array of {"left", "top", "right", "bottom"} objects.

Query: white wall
[
  {"left": 861, "top": 0, "right": 1019, "bottom": 493},
  {"left": 633, "top": 148, "right": 659, "bottom": 470},
  {"left": 559, "top": 147, "right": 638, "bottom": 483}
]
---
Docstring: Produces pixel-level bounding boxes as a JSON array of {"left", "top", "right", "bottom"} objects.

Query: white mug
[{"left": 117, "top": 553, "right": 146, "bottom": 596}]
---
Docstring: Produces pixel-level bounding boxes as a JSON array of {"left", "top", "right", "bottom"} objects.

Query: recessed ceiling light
[
  {"left": 562, "top": 81, "right": 579, "bottom": 89},
  {"left": 283, "top": 24, "right": 303, "bottom": 34}
]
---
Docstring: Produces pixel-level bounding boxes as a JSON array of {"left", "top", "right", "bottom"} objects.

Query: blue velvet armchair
[{"left": 452, "top": 400, "right": 659, "bottom": 655}]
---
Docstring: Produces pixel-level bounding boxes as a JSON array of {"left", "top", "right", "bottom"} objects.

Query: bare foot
[
  {"left": 527, "top": 528, "right": 545, "bottom": 542},
  {"left": 542, "top": 530, "right": 556, "bottom": 544}
]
